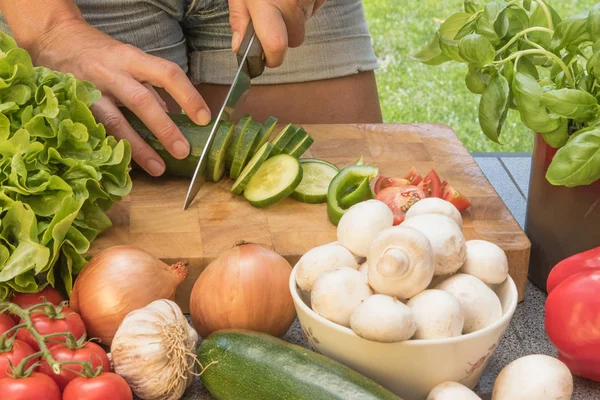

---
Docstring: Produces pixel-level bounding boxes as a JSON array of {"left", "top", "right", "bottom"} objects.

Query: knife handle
[{"left": 237, "top": 21, "right": 265, "bottom": 79}]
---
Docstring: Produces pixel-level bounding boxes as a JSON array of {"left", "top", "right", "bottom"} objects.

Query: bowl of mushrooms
[{"left": 289, "top": 198, "right": 519, "bottom": 400}]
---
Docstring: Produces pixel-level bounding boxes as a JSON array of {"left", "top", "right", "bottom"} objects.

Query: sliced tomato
[
  {"left": 404, "top": 167, "right": 423, "bottom": 186},
  {"left": 442, "top": 183, "right": 471, "bottom": 212},
  {"left": 375, "top": 186, "right": 425, "bottom": 225},
  {"left": 417, "top": 169, "right": 443, "bottom": 198},
  {"left": 373, "top": 176, "right": 411, "bottom": 194}
]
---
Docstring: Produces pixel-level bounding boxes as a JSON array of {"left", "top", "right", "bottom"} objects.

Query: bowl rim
[{"left": 289, "top": 266, "right": 519, "bottom": 346}]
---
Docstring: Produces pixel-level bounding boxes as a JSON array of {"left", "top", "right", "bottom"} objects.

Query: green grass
[{"left": 362, "top": 0, "right": 598, "bottom": 152}]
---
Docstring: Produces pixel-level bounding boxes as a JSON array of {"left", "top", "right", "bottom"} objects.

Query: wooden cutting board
[{"left": 89, "top": 123, "right": 531, "bottom": 309}]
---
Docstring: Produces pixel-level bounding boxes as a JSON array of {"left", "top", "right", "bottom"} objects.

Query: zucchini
[
  {"left": 291, "top": 159, "right": 339, "bottom": 204},
  {"left": 282, "top": 127, "right": 307, "bottom": 154},
  {"left": 243, "top": 154, "right": 302, "bottom": 208},
  {"left": 226, "top": 114, "right": 252, "bottom": 170},
  {"left": 250, "top": 116, "right": 278, "bottom": 157},
  {"left": 198, "top": 330, "right": 402, "bottom": 400},
  {"left": 270, "top": 123, "right": 297, "bottom": 156},
  {"left": 288, "top": 134, "right": 314, "bottom": 158},
  {"left": 231, "top": 142, "right": 273, "bottom": 195},
  {"left": 207, "top": 121, "right": 235, "bottom": 182},
  {"left": 230, "top": 120, "right": 262, "bottom": 180}
]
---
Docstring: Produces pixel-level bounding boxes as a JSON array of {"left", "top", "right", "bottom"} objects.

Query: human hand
[
  {"left": 32, "top": 19, "right": 211, "bottom": 176},
  {"left": 228, "top": 0, "right": 326, "bottom": 68}
]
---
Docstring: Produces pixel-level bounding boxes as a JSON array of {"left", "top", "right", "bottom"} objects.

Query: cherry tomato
[
  {"left": 63, "top": 372, "right": 133, "bottom": 400},
  {"left": 11, "top": 287, "right": 65, "bottom": 309},
  {"left": 0, "top": 372, "right": 61, "bottom": 400},
  {"left": 373, "top": 176, "right": 411, "bottom": 195},
  {"left": 0, "top": 339, "right": 38, "bottom": 380},
  {"left": 441, "top": 183, "right": 471, "bottom": 212},
  {"left": 417, "top": 169, "right": 443, "bottom": 198},
  {"left": 17, "top": 306, "right": 86, "bottom": 351},
  {"left": 375, "top": 186, "right": 425, "bottom": 225},
  {"left": 40, "top": 341, "right": 111, "bottom": 391},
  {"left": 404, "top": 166, "right": 423, "bottom": 186},
  {"left": 0, "top": 312, "right": 16, "bottom": 335}
]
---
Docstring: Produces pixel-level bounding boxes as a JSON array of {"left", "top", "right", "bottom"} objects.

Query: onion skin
[
  {"left": 190, "top": 243, "right": 296, "bottom": 338},
  {"left": 70, "top": 245, "right": 187, "bottom": 346}
]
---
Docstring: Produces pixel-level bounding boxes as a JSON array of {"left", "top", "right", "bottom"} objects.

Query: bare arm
[{"left": 0, "top": 0, "right": 212, "bottom": 177}]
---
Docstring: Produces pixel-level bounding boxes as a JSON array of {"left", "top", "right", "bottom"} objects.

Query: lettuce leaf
[{"left": 0, "top": 32, "right": 132, "bottom": 298}]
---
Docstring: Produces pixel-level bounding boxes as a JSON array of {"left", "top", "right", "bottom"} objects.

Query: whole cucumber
[{"left": 197, "top": 329, "right": 403, "bottom": 400}]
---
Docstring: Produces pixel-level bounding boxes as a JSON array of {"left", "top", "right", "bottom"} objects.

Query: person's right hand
[{"left": 32, "top": 18, "right": 211, "bottom": 176}]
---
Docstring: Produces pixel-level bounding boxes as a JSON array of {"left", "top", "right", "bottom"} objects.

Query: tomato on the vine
[
  {"left": 17, "top": 306, "right": 86, "bottom": 351},
  {"left": 11, "top": 287, "right": 65, "bottom": 309},
  {"left": 63, "top": 372, "right": 133, "bottom": 400},
  {"left": 40, "top": 341, "right": 111, "bottom": 390},
  {"left": 0, "top": 312, "right": 16, "bottom": 336},
  {"left": 375, "top": 185, "right": 425, "bottom": 225},
  {"left": 0, "top": 339, "right": 38, "bottom": 380},
  {"left": 0, "top": 372, "right": 61, "bottom": 400}
]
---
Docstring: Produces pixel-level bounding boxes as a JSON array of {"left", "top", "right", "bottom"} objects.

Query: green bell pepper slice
[{"left": 327, "top": 164, "right": 379, "bottom": 225}]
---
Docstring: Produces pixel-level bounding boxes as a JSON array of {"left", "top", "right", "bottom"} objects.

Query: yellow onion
[
  {"left": 71, "top": 245, "right": 187, "bottom": 346},
  {"left": 190, "top": 242, "right": 296, "bottom": 338}
]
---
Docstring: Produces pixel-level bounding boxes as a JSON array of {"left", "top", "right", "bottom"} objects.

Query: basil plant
[{"left": 414, "top": 0, "right": 600, "bottom": 187}]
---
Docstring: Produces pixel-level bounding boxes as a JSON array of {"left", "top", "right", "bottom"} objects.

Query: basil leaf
[
  {"left": 465, "top": 65, "right": 490, "bottom": 94},
  {"left": 516, "top": 56, "right": 540, "bottom": 80},
  {"left": 458, "top": 34, "right": 495, "bottom": 66},
  {"left": 412, "top": 34, "right": 452, "bottom": 65},
  {"left": 523, "top": 0, "right": 532, "bottom": 11},
  {"left": 588, "top": 3, "right": 600, "bottom": 42},
  {"left": 541, "top": 118, "right": 569, "bottom": 148},
  {"left": 464, "top": 0, "right": 482, "bottom": 14},
  {"left": 438, "top": 13, "right": 474, "bottom": 62},
  {"left": 546, "top": 128, "right": 600, "bottom": 186},
  {"left": 476, "top": 1, "right": 507, "bottom": 45},
  {"left": 529, "top": 2, "right": 562, "bottom": 47},
  {"left": 479, "top": 74, "right": 509, "bottom": 143},
  {"left": 540, "top": 88, "right": 599, "bottom": 122},
  {"left": 504, "top": 6, "right": 529, "bottom": 37},
  {"left": 512, "top": 72, "right": 561, "bottom": 133},
  {"left": 551, "top": 11, "right": 590, "bottom": 51}
]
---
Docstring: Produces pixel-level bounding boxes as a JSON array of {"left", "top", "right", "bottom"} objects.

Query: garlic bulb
[{"left": 111, "top": 299, "right": 199, "bottom": 400}]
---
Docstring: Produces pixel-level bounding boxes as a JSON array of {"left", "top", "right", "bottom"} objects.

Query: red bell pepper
[
  {"left": 546, "top": 246, "right": 600, "bottom": 294},
  {"left": 544, "top": 246, "right": 600, "bottom": 382}
]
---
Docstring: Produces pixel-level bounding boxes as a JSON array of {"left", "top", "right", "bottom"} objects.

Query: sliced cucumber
[
  {"left": 230, "top": 120, "right": 262, "bottom": 180},
  {"left": 270, "top": 123, "right": 297, "bottom": 156},
  {"left": 250, "top": 116, "right": 278, "bottom": 157},
  {"left": 244, "top": 154, "right": 303, "bottom": 208},
  {"left": 231, "top": 142, "right": 273, "bottom": 195},
  {"left": 283, "top": 127, "right": 307, "bottom": 154},
  {"left": 291, "top": 159, "right": 339, "bottom": 204},
  {"left": 206, "top": 121, "right": 235, "bottom": 182},
  {"left": 288, "top": 134, "right": 314, "bottom": 158},
  {"left": 226, "top": 114, "right": 252, "bottom": 170}
]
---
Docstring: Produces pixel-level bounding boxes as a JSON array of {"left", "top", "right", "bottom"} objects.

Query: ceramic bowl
[{"left": 289, "top": 267, "right": 518, "bottom": 400}]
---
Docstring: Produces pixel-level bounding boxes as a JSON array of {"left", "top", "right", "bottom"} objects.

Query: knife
[{"left": 183, "top": 22, "right": 265, "bottom": 210}]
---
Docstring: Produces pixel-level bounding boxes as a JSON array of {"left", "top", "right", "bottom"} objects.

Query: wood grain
[{"left": 89, "top": 123, "right": 531, "bottom": 310}]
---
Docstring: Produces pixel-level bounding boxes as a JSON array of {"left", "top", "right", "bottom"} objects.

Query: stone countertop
[{"left": 165, "top": 154, "right": 600, "bottom": 400}]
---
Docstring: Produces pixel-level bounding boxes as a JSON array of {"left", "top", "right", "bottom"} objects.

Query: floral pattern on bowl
[{"left": 301, "top": 325, "right": 322, "bottom": 354}]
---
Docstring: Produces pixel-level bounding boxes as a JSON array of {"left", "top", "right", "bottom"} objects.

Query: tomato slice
[
  {"left": 373, "top": 176, "right": 411, "bottom": 195},
  {"left": 375, "top": 186, "right": 425, "bottom": 225},
  {"left": 404, "top": 167, "right": 423, "bottom": 186},
  {"left": 417, "top": 170, "right": 443, "bottom": 198},
  {"left": 442, "top": 183, "right": 471, "bottom": 212}
]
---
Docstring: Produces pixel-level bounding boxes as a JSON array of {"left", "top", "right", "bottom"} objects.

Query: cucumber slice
[
  {"left": 230, "top": 120, "right": 262, "bottom": 180},
  {"left": 244, "top": 154, "right": 303, "bottom": 208},
  {"left": 250, "top": 116, "right": 278, "bottom": 157},
  {"left": 231, "top": 142, "right": 273, "bottom": 195},
  {"left": 290, "top": 159, "right": 339, "bottom": 204},
  {"left": 206, "top": 121, "right": 235, "bottom": 182},
  {"left": 270, "top": 123, "right": 297, "bottom": 156},
  {"left": 226, "top": 114, "right": 252, "bottom": 170},
  {"left": 283, "top": 127, "right": 307, "bottom": 154},
  {"left": 288, "top": 134, "right": 314, "bottom": 158}
]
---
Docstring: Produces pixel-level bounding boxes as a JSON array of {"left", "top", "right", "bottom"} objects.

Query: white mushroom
[
  {"left": 295, "top": 242, "right": 359, "bottom": 292},
  {"left": 358, "top": 261, "right": 369, "bottom": 280},
  {"left": 406, "top": 197, "right": 463, "bottom": 228},
  {"left": 406, "top": 289, "right": 464, "bottom": 339},
  {"left": 492, "top": 354, "right": 573, "bottom": 400},
  {"left": 459, "top": 240, "right": 509, "bottom": 284},
  {"left": 367, "top": 225, "right": 434, "bottom": 299},
  {"left": 311, "top": 267, "right": 372, "bottom": 327},
  {"left": 427, "top": 381, "right": 482, "bottom": 400},
  {"left": 436, "top": 274, "right": 502, "bottom": 334},
  {"left": 350, "top": 294, "right": 416, "bottom": 342},
  {"left": 337, "top": 199, "right": 394, "bottom": 257},
  {"left": 401, "top": 214, "right": 467, "bottom": 276}
]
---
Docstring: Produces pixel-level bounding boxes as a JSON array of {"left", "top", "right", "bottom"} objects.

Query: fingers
[
  {"left": 111, "top": 73, "right": 191, "bottom": 160},
  {"left": 313, "top": 0, "right": 326, "bottom": 15},
  {"left": 143, "top": 83, "right": 168, "bottom": 112},
  {"left": 228, "top": 0, "right": 251, "bottom": 53},
  {"left": 246, "top": 3, "right": 288, "bottom": 67},
  {"left": 91, "top": 96, "right": 167, "bottom": 177},
  {"left": 127, "top": 51, "right": 211, "bottom": 126}
]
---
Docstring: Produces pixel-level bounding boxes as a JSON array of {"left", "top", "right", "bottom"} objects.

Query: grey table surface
[{"left": 169, "top": 153, "right": 600, "bottom": 400}]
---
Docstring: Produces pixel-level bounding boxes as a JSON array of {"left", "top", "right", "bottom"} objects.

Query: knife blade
[{"left": 183, "top": 22, "right": 265, "bottom": 210}]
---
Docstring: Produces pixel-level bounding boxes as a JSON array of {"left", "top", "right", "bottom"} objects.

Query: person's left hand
[{"left": 228, "top": 0, "right": 326, "bottom": 68}]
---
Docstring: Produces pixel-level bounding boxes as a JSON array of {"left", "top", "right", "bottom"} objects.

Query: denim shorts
[{"left": 0, "top": 0, "right": 379, "bottom": 85}]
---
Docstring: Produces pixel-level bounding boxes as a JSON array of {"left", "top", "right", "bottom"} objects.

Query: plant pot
[{"left": 525, "top": 133, "right": 600, "bottom": 293}]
